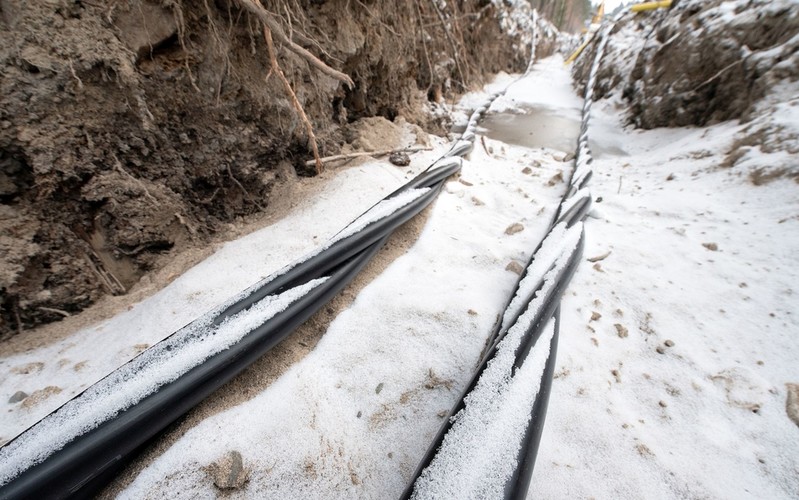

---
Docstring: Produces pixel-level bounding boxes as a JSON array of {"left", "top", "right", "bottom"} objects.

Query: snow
[
  {"left": 529, "top": 28, "right": 799, "bottom": 498},
  {"left": 0, "top": 277, "right": 328, "bottom": 485},
  {"left": 111, "top": 57, "right": 581, "bottom": 498},
  {"left": 410, "top": 220, "right": 582, "bottom": 498},
  {"left": 2, "top": 14, "right": 799, "bottom": 499},
  {"left": 0, "top": 155, "right": 441, "bottom": 447},
  {"left": 410, "top": 318, "right": 556, "bottom": 499}
]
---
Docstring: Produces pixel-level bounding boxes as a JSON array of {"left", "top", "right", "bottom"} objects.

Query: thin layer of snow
[
  {"left": 501, "top": 223, "right": 582, "bottom": 331},
  {"left": 411, "top": 319, "right": 555, "bottom": 499},
  {"left": 0, "top": 150, "right": 441, "bottom": 445},
  {"left": 116, "top": 58, "right": 580, "bottom": 499},
  {"left": 410, "top": 220, "right": 582, "bottom": 498},
  {"left": 530, "top": 77, "right": 799, "bottom": 500}
]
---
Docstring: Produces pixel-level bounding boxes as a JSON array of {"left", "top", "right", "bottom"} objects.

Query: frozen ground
[
  {"left": 531, "top": 91, "right": 799, "bottom": 498},
  {"left": 2, "top": 45, "right": 799, "bottom": 499}
]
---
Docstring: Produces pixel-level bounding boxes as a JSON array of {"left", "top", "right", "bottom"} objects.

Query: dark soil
[{"left": 0, "top": 0, "right": 551, "bottom": 339}]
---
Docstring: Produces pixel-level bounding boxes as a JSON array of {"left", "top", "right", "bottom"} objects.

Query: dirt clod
[
  {"left": 786, "top": 383, "right": 799, "bottom": 428},
  {"left": 590, "top": 311, "right": 601, "bottom": 321},
  {"left": 702, "top": 242, "right": 719, "bottom": 251},
  {"left": 505, "top": 260, "right": 525, "bottom": 275},
  {"left": 547, "top": 171, "right": 564, "bottom": 186},
  {"left": 505, "top": 223, "right": 525, "bottom": 235},
  {"left": 208, "top": 450, "right": 249, "bottom": 490},
  {"left": 614, "top": 323, "right": 628, "bottom": 338}
]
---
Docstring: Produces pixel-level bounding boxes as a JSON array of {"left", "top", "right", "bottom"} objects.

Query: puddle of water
[{"left": 478, "top": 106, "right": 580, "bottom": 152}]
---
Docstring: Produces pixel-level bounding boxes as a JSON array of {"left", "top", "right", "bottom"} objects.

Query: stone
[
  {"left": 504, "top": 222, "right": 524, "bottom": 235},
  {"left": 388, "top": 152, "right": 410, "bottom": 166},
  {"left": 8, "top": 391, "right": 28, "bottom": 404},
  {"left": 209, "top": 451, "right": 249, "bottom": 490},
  {"left": 505, "top": 260, "right": 524, "bottom": 275}
]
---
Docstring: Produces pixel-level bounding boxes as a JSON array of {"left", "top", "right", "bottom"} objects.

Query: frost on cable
[
  {"left": 410, "top": 224, "right": 582, "bottom": 499},
  {"left": 0, "top": 278, "right": 329, "bottom": 486},
  {"left": 410, "top": 316, "right": 557, "bottom": 499},
  {"left": 501, "top": 223, "right": 582, "bottom": 331}
]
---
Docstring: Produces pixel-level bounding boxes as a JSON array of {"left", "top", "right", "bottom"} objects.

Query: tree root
[
  {"left": 237, "top": 0, "right": 354, "bottom": 88},
  {"left": 304, "top": 146, "right": 432, "bottom": 168},
  {"left": 263, "top": 26, "right": 324, "bottom": 175}
]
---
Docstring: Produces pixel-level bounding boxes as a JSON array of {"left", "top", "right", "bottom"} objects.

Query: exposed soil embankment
[
  {"left": 574, "top": 0, "right": 799, "bottom": 128},
  {"left": 572, "top": 0, "right": 799, "bottom": 183},
  {"left": 0, "top": 0, "right": 563, "bottom": 338}
]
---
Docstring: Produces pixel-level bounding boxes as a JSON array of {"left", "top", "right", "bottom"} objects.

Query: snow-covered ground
[
  {"left": 531, "top": 94, "right": 799, "bottom": 498},
  {"left": 3, "top": 38, "right": 799, "bottom": 500}
]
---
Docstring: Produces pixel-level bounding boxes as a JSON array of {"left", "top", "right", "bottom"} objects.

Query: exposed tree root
[
  {"left": 304, "top": 146, "right": 432, "bottom": 168},
  {"left": 263, "top": 26, "right": 324, "bottom": 175},
  {"left": 237, "top": 0, "right": 354, "bottom": 88}
]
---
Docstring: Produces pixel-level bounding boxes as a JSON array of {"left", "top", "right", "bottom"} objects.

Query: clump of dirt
[
  {"left": 0, "top": 0, "right": 553, "bottom": 339},
  {"left": 573, "top": 0, "right": 799, "bottom": 128}
]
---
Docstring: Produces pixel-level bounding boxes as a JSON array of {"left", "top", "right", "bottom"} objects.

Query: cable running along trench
[
  {"left": 0, "top": 67, "right": 486, "bottom": 500},
  {"left": 401, "top": 11, "right": 618, "bottom": 499}
]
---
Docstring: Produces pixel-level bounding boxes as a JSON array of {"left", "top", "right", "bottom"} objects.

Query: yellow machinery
[
  {"left": 565, "top": 0, "right": 674, "bottom": 65},
  {"left": 631, "top": 0, "right": 673, "bottom": 12}
]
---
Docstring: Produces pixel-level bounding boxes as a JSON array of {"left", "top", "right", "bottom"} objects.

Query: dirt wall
[
  {"left": 0, "top": 0, "right": 561, "bottom": 339},
  {"left": 572, "top": 0, "right": 799, "bottom": 128}
]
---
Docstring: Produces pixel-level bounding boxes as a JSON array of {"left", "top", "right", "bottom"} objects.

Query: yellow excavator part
[
  {"left": 592, "top": 2, "right": 605, "bottom": 24},
  {"left": 631, "top": 0, "right": 673, "bottom": 12},
  {"left": 564, "top": 36, "right": 594, "bottom": 66}
]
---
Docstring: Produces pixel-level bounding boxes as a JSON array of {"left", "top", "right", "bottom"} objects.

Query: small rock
[
  {"left": 459, "top": 179, "right": 473, "bottom": 186},
  {"left": 590, "top": 311, "right": 601, "bottom": 321},
  {"left": 522, "top": 167, "right": 532, "bottom": 174},
  {"left": 596, "top": 196, "right": 603, "bottom": 203},
  {"left": 209, "top": 451, "right": 249, "bottom": 490},
  {"left": 357, "top": 411, "right": 362, "bottom": 418},
  {"left": 437, "top": 410, "right": 448, "bottom": 418},
  {"left": 562, "top": 152, "right": 575, "bottom": 162},
  {"left": 505, "top": 260, "right": 524, "bottom": 275},
  {"left": 666, "top": 173, "right": 675, "bottom": 181},
  {"left": 375, "top": 382, "right": 384, "bottom": 394},
  {"left": 786, "top": 383, "right": 799, "bottom": 427},
  {"left": 702, "top": 242, "right": 719, "bottom": 251},
  {"left": 592, "top": 263, "right": 604, "bottom": 272},
  {"left": 471, "top": 196, "right": 485, "bottom": 206},
  {"left": 389, "top": 152, "right": 411, "bottom": 166},
  {"left": 658, "top": 400, "right": 668, "bottom": 408},
  {"left": 611, "top": 369, "right": 621, "bottom": 383},
  {"left": 547, "top": 171, "right": 564, "bottom": 186},
  {"left": 656, "top": 346, "right": 666, "bottom": 354},
  {"left": 8, "top": 391, "right": 28, "bottom": 404},
  {"left": 388, "top": 452, "right": 394, "bottom": 458},
  {"left": 664, "top": 339, "right": 675, "bottom": 347},
  {"left": 505, "top": 222, "right": 524, "bottom": 235},
  {"left": 614, "top": 323, "right": 628, "bottom": 338},
  {"left": 739, "top": 282, "right": 748, "bottom": 288},
  {"left": 467, "top": 309, "right": 478, "bottom": 316}
]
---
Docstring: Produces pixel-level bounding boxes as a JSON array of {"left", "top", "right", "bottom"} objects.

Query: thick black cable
[
  {"left": 0, "top": 155, "right": 458, "bottom": 500},
  {"left": 400, "top": 231, "right": 584, "bottom": 500},
  {"left": 503, "top": 307, "right": 560, "bottom": 500}
]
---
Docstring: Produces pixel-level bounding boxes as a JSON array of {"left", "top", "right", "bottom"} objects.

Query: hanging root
[
  {"left": 263, "top": 26, "right": 324, "bottom": 175},
  {"left": 236, "top": 0, "right": 354, "bottom": 88}
]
